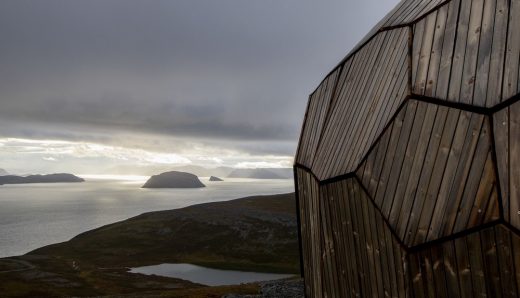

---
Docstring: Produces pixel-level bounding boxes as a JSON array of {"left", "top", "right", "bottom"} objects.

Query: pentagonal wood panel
[
  {"left": 412, "top": 0, "right": 518, "bottom": 107},
  {"left": 296, "top": 168, "right": 409, "bottom": 298},
  {"left": 357, "top": 99, "right": 499, "bottom": 246},
  {"left": 408, "top": 224, "right": 520, "bottom": 297},
  {"left": 295, "top": 68, "right": 340, "bottom": 168},
  {"left": 309, "top": 27, "right": 410, "bottom": 181}
]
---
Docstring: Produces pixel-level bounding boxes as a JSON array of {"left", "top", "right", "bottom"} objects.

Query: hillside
[
  {"left": 31, "top": 193, "right": 298, "bottom": 273},
  {"left": 0, "top": 193, "right": 299, "bottom": 297}
]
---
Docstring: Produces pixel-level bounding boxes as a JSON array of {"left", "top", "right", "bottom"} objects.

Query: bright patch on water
[{"left": 130, "top": 263, "right": 294, "bottom": 286}]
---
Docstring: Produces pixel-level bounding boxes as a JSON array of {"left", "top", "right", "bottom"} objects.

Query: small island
[
  {"left": 209, "top": 176, "right": 223, "bottom": 181},
  {"left": 142, "top": 171, "right": 205, "bottom": 188},
  {"left": 0, "top": 173, "right": 84, "bottom": 185}
]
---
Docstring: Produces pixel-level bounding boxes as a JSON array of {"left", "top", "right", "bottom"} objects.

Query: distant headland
[{"left": 0, "top": 173, "right": 84, "bottom": 185}]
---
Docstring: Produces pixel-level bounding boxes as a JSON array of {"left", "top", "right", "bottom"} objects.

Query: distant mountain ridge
[
  {"left": 0, "top": 173, "right": 84, "bottom": 185},
  {"left": 171, "top": 166, "right": 293, "bottom": 180},
  {"left": 0, "top": 168, "right": 8, "bottom": 175},
  {"left": 228, "top": 168, "right": 288, "bottom": 179}
]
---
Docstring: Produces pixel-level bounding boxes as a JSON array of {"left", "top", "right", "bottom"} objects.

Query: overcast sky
[{"left": 0, "top": 0, "right": 399, "bottom": 175}]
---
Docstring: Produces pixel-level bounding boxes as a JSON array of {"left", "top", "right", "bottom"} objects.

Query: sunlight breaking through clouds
[{"left": 0, "top": 138, "right": 293, "bottom": 175}]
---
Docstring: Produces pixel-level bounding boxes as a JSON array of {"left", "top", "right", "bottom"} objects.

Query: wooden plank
[
  {"left": 495, "top": 225, "right": 519, "bottom": 297},
  {"left": 414, "top": 11, "right": 438, "bottom": 95},
  {"left": 442, "top": 240, "right": 461, "bottom": 297},
  {"left": 484, "top": 188, "right": 501, "bottom": 221},
  {"left": 459, "top": 0, "right": 485, "bottom": 105},
  {"left": 325, "top": 33, "right": 388, "bottom": 179},
  {"left": 367, "top": 194, "right": 385, "bottom": 298},
  {"left": 375, "top": 205, "right": 393, "bottom": 298},
  {"left": 410, "top": 105, "right": 448, "bottom": 245},
  {"left": 510, "top": 101, "right": 520, "bottom": 228},
  {"left": 374, "top": 106, "right": 407, "bottom": 208},
  {"left": 440, "top": 114, "right": 484, "bottom": 237},
  {"left": 412, "top": 16, "right": 427, "bottom": 91},
  {"left": 409, "top": 252, "right": 426, "bottom": 298},
  {"left": 486, "top": 0, "right": 508, "bottom": 106},
  {"left": 430, "top": 245, "right": 449, "bottom": 298},
  {"left": 424, "top": 4, "right": 449, "bottom": 96},
  {"left": 389, "top": 102, "right": 432, "bottom": 230},
  {"left": 334, "top": 32, "right": 394, "bottom": 177},
  {"left": 348, "top": 29, "right": 410, "bottom": 172},
  {"left": 502, "top": 0, "right": 520, "bottom": 100},
  {"left": 368, "top": 121, "right": 394, "bottom": 198},
  {"left": 393, "top": 101, "right": 435, "bottom": 244},
  {"left": 493, "top": 108, "right": 509, "bottom": 221},
  {"left": 380, "top": 100, "right": 418, "bottom": 219},
  {"left": 346, "top": 30, "right": 404, "bottom": 169},
  {"left": 346, "top": 179, "right": 370, "bottom": 296},
  {"left": 473, "top": 0, "right": 496, "bottom": 106},
  {"left": 510, "top": 230, "right": 520, "bottom": 296},
  {"left": 454, "top": 237, "right": 474, "bottom": 298},
  {"left": 339, "top": 180, "right": 361, "bottom": 297},
  {"left": 452, "top": 120, "right": 491, "bottom": 234},
  {"left": 435, "top": 0, "right": 461, "bottom": 99},
  {"left": 394, "top": 240, "right": 408, "bottom": 298},
  {"left": 309, "top": 173, "right": 322, "bottom": 298},
  {"left": 426, "top": 111, "right": 475, "bottom": 241},
  {"left": 480, "top": 227, "right": 503, "bottom": 297},
  {"left": 316, "top": 35, "right": 383, "bottom": 179},
  {"left": 467, "top": 151, "right": 497, "bottom": 227},
  {"left": 466, "top": 232, "right": 487, "bottom": 297},
  {"left": 420, "top": 108, "right": 462, "bottom": 242},
  {"left": 357, "top": 180, "right": 380, "bottom": 297},
  {"left": 447, "top": 0, "right": 472, "bottom": 103},
  {"left": 319, "top": 186, "right": 336, "bottom": 298}
]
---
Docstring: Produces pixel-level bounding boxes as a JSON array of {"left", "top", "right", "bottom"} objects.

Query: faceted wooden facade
[{"left": 294, "top": 0, "right": 520, "bottom": 296}]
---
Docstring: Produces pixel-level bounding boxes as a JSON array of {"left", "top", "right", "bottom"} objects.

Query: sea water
[{"left": 0, "top": 176, "right": 294, "bottom": 257}]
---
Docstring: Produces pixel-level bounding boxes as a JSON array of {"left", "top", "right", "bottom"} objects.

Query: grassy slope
[
  {"left": 0, "top": 193, "right": 299, "bottom": 297},
  {"left": 30, "top": 192, "right": 299, "bottom": 273}
]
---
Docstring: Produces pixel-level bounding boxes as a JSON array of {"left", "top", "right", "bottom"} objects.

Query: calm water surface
[
  {"left": 130, "top": 263, "right": 293, "bottom": 286},
  {"left": 0, "top": 176, "right": 294, "bottom": 257}
]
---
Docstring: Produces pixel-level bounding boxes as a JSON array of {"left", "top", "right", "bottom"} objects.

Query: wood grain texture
[
  {"left": 412, "top": 0, "right": 518, "bottom": 107},
  {"left": 295, "top": 0, "right": 520, "bottom": 296},
  {"left": 356, "top": 100, "right": 499, "bottom": 246}
]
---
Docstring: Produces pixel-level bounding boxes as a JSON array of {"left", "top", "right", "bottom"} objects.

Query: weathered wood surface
[{"left": 295, "top": 0, "right": 520, "bottom": 296}]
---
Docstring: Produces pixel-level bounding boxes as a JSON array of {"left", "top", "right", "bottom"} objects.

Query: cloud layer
[{"left": 0, "top": 0, "right": 399, "bottom": 173}]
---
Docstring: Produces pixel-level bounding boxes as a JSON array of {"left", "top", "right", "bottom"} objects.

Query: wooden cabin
[{"left": 294, "top": 0, "right": 520, "bottom": 296}]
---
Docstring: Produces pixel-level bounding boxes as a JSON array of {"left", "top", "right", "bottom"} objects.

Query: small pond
[{"left": 129, "top": 263, "right": 294, "bottom": 286}]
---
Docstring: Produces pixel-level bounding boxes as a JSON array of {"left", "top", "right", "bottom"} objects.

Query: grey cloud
[{"left": 0, "top": 0, "right": 399, "bottom": 155}]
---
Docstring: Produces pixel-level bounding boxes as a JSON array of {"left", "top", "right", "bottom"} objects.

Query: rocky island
[
  {"left": 209, "top": 175, "right": 223, "bottom": 181},
  {"left": 0, "top": 173, "right": 84, "bottom": 185},
  {"left": 142, "top": 171, "right": 205, "bottom": 188}
]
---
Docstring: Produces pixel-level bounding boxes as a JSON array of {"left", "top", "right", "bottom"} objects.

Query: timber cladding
[{"left": 294, "top": 0, "right": 520, "bottom": 297}]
